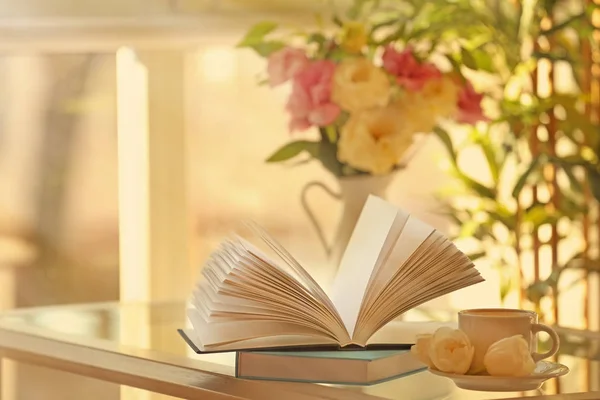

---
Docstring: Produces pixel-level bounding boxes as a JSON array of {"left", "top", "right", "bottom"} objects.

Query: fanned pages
[{"left": 185, "top": 196, "right": 484, "bottom": 353}]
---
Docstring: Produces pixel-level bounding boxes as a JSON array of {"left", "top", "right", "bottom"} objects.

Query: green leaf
[
  {"left": 433, "top": 127, "right": 457, "bottom": 163},
  {"left": 586, "top": 168, "right": 600, "bottom": 203},
  {"left": 466, "top": 251, "right": 487, "bottom": 261},
  {"left": 558, "top": 164, "right": 584, "bottom": 194},
  {"left": 370, "top": 17, "right": 401, "bottom": 34},
  {"left": 512, "top": 157, "right": 543, "bottom": 198},
  {"left": 558, "top": 193, "right": 588, "bottom": 218},
  {"left": 553, "top": 154, "right": 592, "bottom": 167},
  {"left": 570, "top": 259, "right": 600, "bottom": 273},
  {"left": 526, "top": 280, "right": 552, "bottom": 304},
  {"left": 375, "top": 25, "right": 406, "bottom": 46},
  {"left": 315, "top": 128, "right": 344, "bottom": 176},
  {"left": 539, "top": 12, "right": 586, "bottom": 37},
  {"left": 446, "top": 211, "right": 465, "bottom": 228},
  {"left": 236, "top": 22, "right": 284, "bottom": 57},
  {"left": 266, "top": 141, "right": 320, "bottom": 163},
  {"left": 562, "top": 253, "right": 600, "bottom": 276},
  {"left": 445, "top": 54, "right": 466, "bottom": 78},
  {"left": 318, "top": 140, "right": 344, "bottom": 177},
  {"left": 461, "top": 47, "right": 478, "bottom": 70},
  {"left": 324, "top": 125, "right": 337, "bottom": 143},
  {"left": 307, "top": 33, "right": 327, "bottom": 47},
  {"left": 436, "top": 127, "right": 497, "bottom": 199},
  {"left": 347, "top": 0, "right": 369, "bottom": 19},
  {"left": 469, "top": 47, "right": 496, "bottom": 73},
  {"left": 523, "top": 204, "right": 557, "bottom": 228},
  {"left": 487, "top": 208, "right": 517, "bottom": 230},
  {"left": 250, "top": 41, "right": 286, "bottom": 57},
  {"left": 476, "top": 133, "right": 500, "bottom": 184},
  {"left": 459, "top": 175, "right": 497, "bottom": 199},
  {"left": 532, "top": 50, "right": 573, "bottom": 63},
  {"left": 237, "top": 22, "right": 278, "bottom": 47},
  {"left": 499, "top": 270, "right": 513, "bottom": 302},
  {"left": 459, "top": 220, "right": 480, "bottom": 238},
  {"left": 459, "top": 219, "right": 494, "bottom": 241}
]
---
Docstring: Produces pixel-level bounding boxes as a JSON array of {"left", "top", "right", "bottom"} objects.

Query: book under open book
[
  {"left": 234, "top": 349, "right": 426, "bottom": 385},
  {"left": 183, "top": 195, "right": 483, "bottom": 353}
]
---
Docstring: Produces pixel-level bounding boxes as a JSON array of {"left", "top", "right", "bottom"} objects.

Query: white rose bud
[
  {"left": 410, "top": 334, "right": 434, "bottom": 367},
  {"left": 428, "top": 327, "right": 475, "bottom": 375},
  {"left": 483, "top": 335, "right": 536, "bottom": 377}
]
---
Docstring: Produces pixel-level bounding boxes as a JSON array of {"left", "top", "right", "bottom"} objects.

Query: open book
[{"left": 184, "top": 196, "right": 483, "bottom": 353}]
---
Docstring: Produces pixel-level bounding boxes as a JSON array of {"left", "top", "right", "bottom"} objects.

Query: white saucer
[{"left": 428, "top": 361, "right": 569, "bottom": 392}]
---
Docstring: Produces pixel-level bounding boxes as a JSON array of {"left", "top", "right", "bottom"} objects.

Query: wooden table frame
[
  {"left": 1, "top": 327, "right": 599, "bottom": 400},
  {"left": 0, "top": 324, "right": 383, "bottom": 400}
]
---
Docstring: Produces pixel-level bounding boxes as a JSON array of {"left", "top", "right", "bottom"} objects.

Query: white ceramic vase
[{"left": 301, "top": 174, "right": 395, "bottom": 270}]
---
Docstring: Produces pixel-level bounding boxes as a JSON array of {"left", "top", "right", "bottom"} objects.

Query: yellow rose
[
  {"left": 337, "top": 106, "right": 415, "bottom": 175},
  {"left": 332, "top": 58, "right": 391, "bottom": 112},
  {"left": 483, "top": 335, "right": 536, "bottom": 377},
  {"left": 393, "top": 76, "right": 459, "bottom": 133},
  {"left": 428, "top": 327, "right": 474, "bottom": 375},
  {"left": 411, "top": 334, "right": 434, "bottom": 367},
  {"left": 340, "top": 21, "right": 368, "bottom": 54},
  {"left": 392, "top": 97, "right": 437, "bottom": 135},
  {"left": 420, "top": 75, "right": 460, "bottom": 119}
]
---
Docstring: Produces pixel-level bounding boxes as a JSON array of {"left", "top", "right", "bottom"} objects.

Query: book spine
[{"left": 235, "top": 352, "right": 241, "bottom": 378}]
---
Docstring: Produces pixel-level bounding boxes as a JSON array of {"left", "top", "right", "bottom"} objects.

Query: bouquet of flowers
[{"left": 238, "top": 11, "right": 488, "bottom": 177}]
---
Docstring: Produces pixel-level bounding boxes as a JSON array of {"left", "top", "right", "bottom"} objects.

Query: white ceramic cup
[{"left": 458, "top": 308, "right": 560, "bottom": 374}]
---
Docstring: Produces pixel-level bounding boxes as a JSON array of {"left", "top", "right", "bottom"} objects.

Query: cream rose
[
  {"left": 332, "top": 58, "right": 391, "bottom": 112},
  {"left": 483, "top": 335, "right": 536, "bottom": 377},
  {"left": 428, "top": 327, "right": 475, "bottom": 375},
  {"left": 411, "top": 334, "right": 434, "bottom": 367},
  {"left": 337, "top": 106, "right": 415, "bottom": 174}
]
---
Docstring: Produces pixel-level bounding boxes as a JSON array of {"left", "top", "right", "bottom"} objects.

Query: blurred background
[
  {"left": 0, "top": 0, "right": 465, "bottom": 312},
  {"left": 0, "top": 0, "right": 599, "bottom": 399}
]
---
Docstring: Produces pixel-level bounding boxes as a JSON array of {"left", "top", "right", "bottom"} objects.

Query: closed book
[{"left": 235, "top": 349, "right": 426, "bottom": 385}]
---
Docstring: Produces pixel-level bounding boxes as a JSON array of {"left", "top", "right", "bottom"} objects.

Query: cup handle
[
  {"left": 300, "top": 180, "right": 342, "bottom": 257},
  {"left": 531, "top": 323, "right": 560, "bottom": 362}
]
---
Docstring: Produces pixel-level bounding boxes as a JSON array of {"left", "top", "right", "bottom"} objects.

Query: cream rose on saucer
[
  {"left": 411, "top": 334, "right": 434, "bottom": 367},
  {"left": 331, "top": 58, "right": 391, "bottom": 112},
  {"left": 483, "top": 335, "right": 536, "bottom": 377},
  {"left": 428, "top": 327, "right": 475, "bottom": 375}
]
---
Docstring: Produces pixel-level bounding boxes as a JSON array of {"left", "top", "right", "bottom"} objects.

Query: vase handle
[{"left": 300, "top": 180, "right": 342, "bottom": 257}]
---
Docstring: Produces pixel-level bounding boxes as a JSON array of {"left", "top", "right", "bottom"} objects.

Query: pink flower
[
  {"left": 267, "top": 47, "right": 309, "bottom": 87},
  {"left": 286, "top": 60, "right": 341, "bottom": 132},
  {"left": 382, "top": 46, "right": 441, "bottom": 91},
  {"left": 456, "top": 81, "right": 488, "bottom": 124}
]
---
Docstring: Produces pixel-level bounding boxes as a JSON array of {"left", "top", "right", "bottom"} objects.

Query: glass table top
[{"left": 0, "top": 301, "right": 598, "bottom": 399}]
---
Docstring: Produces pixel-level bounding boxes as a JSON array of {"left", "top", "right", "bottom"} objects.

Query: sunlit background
[{"left": 0, "top": 0, "right": 598, "bottom": 399}]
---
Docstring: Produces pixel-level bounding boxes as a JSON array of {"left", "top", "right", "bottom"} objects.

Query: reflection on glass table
[{"left": 0, "top": 302, "right": 598, "bottom": 400}]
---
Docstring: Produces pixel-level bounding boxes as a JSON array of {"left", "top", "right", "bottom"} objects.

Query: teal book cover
[{"left": 235, "top": 348, "right": 426, "bottom": 385}]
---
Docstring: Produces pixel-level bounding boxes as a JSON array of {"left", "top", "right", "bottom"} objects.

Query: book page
[
  {"left": 180, "top": 328, "right": 339, "bottom": 353},
  {"left": 329, "top": 195, "right": 399, "bottom": 338},
  {"left": 242, "top": 222, "right": 342, "bottom": 322},
  {"left": 360, "top": 213, "right": 434, "bottom": 316},
  {"left": 189, "top": 232, "right": 353, "bottom": 352},
  {"left": 353, "top": 227, "right": 482, "bottom": 344},
  {"left": 186, "top": 311, "right": 338, "bottom": 351},
  {"left": 361, "top": 209, "right": 410, "bottom": 306}
]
